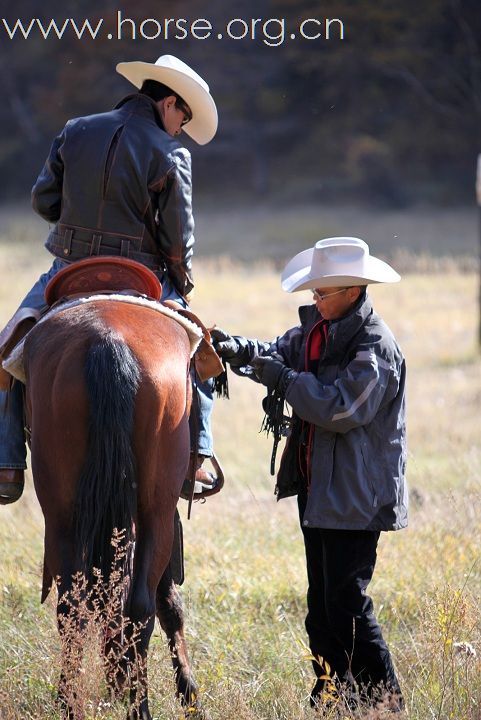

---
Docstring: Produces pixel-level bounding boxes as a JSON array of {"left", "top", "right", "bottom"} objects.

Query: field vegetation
[{"left": 0, "top": 203, "right": 480, "bottom": 719}]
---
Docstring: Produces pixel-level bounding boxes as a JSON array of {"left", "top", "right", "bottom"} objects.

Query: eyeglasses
[
  {"left": 313, "top": 288, "right": 349, "bottom": 301},
  {"left": 175, "top": 98, "right": 192, "bottom": 126}
]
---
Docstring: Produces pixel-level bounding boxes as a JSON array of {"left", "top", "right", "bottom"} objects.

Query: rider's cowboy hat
[
  {"left": 281, "top": 237, "right": 401, "bottom": 292},
  {"left": 116, "top": 54, "right": 217, "bottom": 145}
]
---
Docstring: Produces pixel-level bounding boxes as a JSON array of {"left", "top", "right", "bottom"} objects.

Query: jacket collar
[
  {"left": 114, "top": 93, "right": 166, "bottom": 132},
  {"left": 298, "top": 290, "right": 373, "bottom": 358}
]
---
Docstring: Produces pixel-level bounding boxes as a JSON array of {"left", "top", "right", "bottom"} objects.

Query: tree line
[{"left": 1, "top": 0, "right": 480, "bottom": 206}]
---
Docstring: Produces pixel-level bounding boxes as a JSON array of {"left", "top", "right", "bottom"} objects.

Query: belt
[{"left": 47, "top": 225, "right": 167, "bottom": 272}]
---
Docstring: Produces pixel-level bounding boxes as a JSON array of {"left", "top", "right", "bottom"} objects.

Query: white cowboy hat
[
  {"left": 116, "top": 54, "right": 218, "bottom": 145},
  {"left": 281, "top": 237, "right": 400, "bottom": 292}
]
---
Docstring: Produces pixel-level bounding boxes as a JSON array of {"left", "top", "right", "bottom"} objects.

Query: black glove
[
  {"left": 250, "top": 354, "right": 297, "bottom": 394},
  {"left": 210, "top": 327, "right": 241, "bottom": 361}
]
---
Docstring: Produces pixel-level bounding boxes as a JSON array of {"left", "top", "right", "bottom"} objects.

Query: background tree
[{"left": 0, "top": 0, "right": 480, "bottom": 205}]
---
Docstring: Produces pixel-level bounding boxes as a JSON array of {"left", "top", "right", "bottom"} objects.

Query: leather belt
[{"left": 47, "top": 225, "right": 167, "bottom": 272}]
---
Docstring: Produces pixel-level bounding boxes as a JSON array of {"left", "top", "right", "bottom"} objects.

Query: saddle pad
[{"left": 2, "top": 294, "right": 203, "bottom": 384}]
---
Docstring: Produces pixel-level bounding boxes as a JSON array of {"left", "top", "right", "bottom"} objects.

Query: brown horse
[{"left": 23, "top": 297, "right": 202, "bottom": 720}]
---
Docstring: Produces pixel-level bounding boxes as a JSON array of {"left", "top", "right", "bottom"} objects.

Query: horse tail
[{"left": 74, "top": 332, "right": 140, "bottom": 579}]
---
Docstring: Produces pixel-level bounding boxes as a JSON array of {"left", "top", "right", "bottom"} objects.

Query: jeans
[
  {"left": 159, "top": 274, "right": 213, "bottom": 457},
  {"left": 0, "top": 259, "right": 214, "bottom": 469},
  {"left": 298, "top": 490, "right": 403, "bottom": 703}
]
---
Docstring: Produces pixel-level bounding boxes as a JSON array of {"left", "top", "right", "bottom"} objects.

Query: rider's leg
[
  {"left": 157, "top": 275, "right": 217, "bottom": 496},
  {"left": 187, "top": 374, "right": 217, "bottom": 494},
  {"left": 0, "top": 258, "right": 68, "bottom": 504},
  {"left": 0, "top": 383, "right": 26, "bottom": 503},
  {"left": 191, "top": 374, "right": 214, "bottom": 457}
]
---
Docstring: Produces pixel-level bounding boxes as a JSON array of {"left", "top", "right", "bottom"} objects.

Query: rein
[{"left": 260, "top": 388, "right": 292, "bottom": 475}]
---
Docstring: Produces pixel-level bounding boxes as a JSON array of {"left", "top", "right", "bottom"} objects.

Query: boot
[
  {"left": 0, "top": 469, "right": 25, "bottom": 504},
  {"left": 180, "top": 454, "right": 224, "bottom": 501}
]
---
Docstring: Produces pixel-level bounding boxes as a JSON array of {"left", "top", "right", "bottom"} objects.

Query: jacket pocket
[{"left": 360, "top": 441, "right": 378, "bottom": 508}]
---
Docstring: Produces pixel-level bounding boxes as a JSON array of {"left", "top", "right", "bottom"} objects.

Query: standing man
[
  {"left": 212, "top": 237, "right": 408, "bottom": 712},
  {"left": 0, "top": 55, "right": 218, "bottom": 504}
]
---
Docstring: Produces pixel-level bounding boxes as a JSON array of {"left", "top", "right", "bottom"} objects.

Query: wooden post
[{"left": 477, "top": 155, "right": 481, "bottom": 347}]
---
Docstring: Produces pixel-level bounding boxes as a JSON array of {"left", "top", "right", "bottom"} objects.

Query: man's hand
[
  {"left": 210, "top": 327, "right": 240, "bottom": 361},
  {"left": 250, "top": 354, "right": 297, "bottom": 393}
]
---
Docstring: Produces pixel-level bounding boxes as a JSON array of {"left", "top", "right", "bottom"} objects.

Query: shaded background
[{"left": 1, "top": 0, "right": 481, "bottom": 208}]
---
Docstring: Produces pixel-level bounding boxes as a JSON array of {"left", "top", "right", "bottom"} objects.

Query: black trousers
[{"left": 298, "top": 492, "right": 402, "bottom": 702}]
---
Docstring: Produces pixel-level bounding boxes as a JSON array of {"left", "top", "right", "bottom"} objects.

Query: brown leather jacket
[{"left": 31, "top": 94, "right": 195, "bottom": 296}]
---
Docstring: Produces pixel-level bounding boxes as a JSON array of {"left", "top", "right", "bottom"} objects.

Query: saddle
[
  {"left": 0, "top": 257, "right": 223, "bottom": 389},
  {"left": 45, "top": 255, "right": 163, "bottom": 304}
]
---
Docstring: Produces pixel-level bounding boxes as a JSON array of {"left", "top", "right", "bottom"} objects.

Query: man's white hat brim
[
  {"left": 116, "top": 55, "right": 218, "bottom": 145},
  {"left": 281, "top": 237, "right": 401, "bottom": 292}
]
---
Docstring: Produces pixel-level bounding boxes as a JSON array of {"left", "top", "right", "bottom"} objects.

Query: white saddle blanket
[{"left": 2, "top": 294, "right": 203, "bottom": 384}]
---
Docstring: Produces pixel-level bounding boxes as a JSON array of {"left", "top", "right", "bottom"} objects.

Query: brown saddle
[
  {"left": 0, "top": 257, "right": 224, "bottom": 390},
  {"left": 44, "top": 256, "right": 162, "bottom": 305}
]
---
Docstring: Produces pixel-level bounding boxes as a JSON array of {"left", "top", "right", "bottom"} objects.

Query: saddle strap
[{"left": 162, "top": 300, "right": 224, "bottom": 382}]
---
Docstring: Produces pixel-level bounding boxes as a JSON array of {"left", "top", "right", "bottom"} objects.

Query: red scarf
[{"left": 299, "top": 319, "right": 328, "bottom": 486}]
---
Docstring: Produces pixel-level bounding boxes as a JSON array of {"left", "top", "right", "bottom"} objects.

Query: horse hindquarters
[
  {"left": 26, "top": 304, "right": 193, "bottom": 720},
  {"left": 77, "top": 313, "right": 191, "bottom": 719},
  {"left": 27, "top": 325, "right": 146, "bottom": 718}
]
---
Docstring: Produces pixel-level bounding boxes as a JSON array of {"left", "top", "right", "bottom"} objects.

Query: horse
[{"left": 23, "top": 295, "right": 203, "bottom": 720}]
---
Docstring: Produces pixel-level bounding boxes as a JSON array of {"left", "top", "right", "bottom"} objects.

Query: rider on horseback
[{"left": 0, "top": 55, "right": 220, "bottom": 505}]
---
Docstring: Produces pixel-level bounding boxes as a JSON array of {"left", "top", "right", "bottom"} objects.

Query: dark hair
[{"left": 140, "top": 79, "right": 185, "bottom": 104}]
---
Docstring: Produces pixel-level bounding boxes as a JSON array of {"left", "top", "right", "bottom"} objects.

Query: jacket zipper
[{"left": 103, "top": 126, "right": 124, "bottom": 198}]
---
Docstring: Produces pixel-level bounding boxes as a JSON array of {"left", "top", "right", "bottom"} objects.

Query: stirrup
[
  {"left": 181, "top": 453, "right": 224, "bottom": 502},
  {"left": 0, "top": 468, "right": 25, "bottom": 505}
]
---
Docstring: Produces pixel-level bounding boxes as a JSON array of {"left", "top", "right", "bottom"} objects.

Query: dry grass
[{"left": 0, "top": 203, "right": 480, "bottom": 719}]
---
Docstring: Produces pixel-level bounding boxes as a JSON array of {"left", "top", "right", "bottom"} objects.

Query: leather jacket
[{"left": 31, "top": 94, "right": 195, "bottom": 296}]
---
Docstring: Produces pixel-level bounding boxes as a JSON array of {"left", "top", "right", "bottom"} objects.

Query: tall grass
[{"left": 0, "top": 205, "right": 480, "bottom": 718}]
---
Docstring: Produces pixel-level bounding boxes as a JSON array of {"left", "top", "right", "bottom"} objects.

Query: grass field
[{"left": 0, "top": 203, "right": 480, "bottom": 719}]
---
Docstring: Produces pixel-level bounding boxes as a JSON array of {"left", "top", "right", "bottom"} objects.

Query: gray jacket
[{"left": 233, "top": 293, "right": 408, "bottom": 532}]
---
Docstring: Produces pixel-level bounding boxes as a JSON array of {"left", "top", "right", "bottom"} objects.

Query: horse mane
[{"left": 74, "top": 331, "right": 140, "bottom": 580}]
